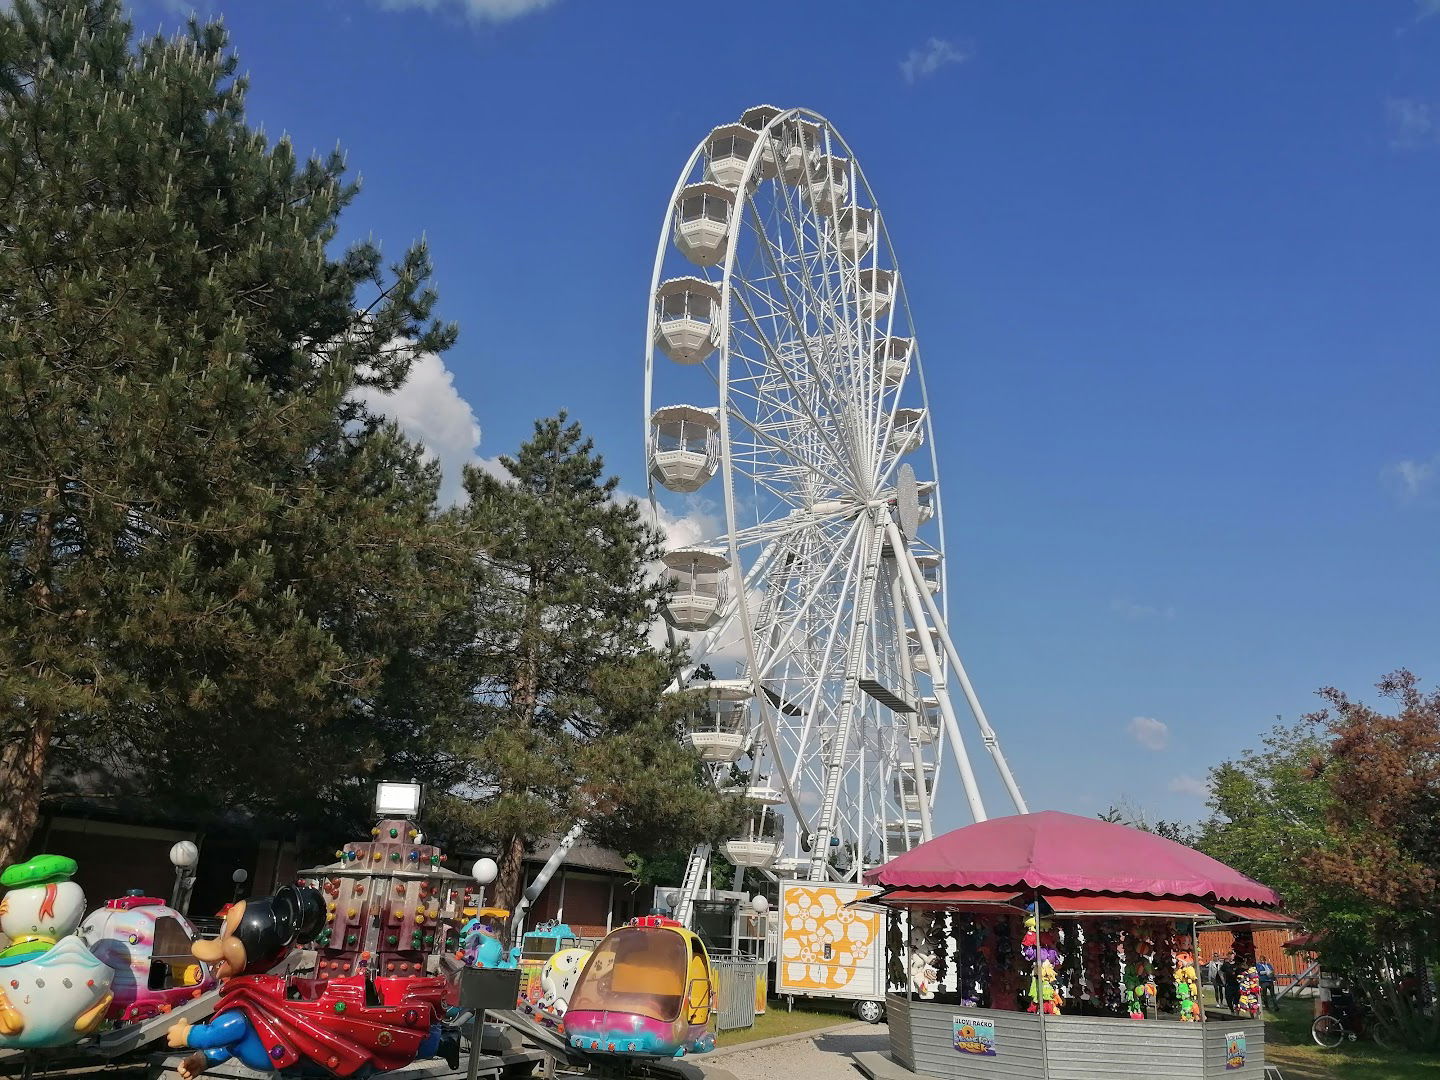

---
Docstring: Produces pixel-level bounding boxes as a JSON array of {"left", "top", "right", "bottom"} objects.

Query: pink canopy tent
[{"left": 862, "top": 810, "right": 1281, "bottom": 906}]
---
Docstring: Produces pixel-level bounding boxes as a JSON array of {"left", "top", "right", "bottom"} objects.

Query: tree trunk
[
  {"left": 0, "top": 715, "right": 52, "bottom": 865},
  {"left": 494, "top": 832, "right": 527, "bottom": 927}
]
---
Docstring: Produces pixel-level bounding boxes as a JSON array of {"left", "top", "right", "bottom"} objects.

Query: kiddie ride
[
  {"left": 461, "top": 909, "right": 720, "bottom": 1066},
  {"left": 0, "top": 833, "right": 724, "bottom": 1079},
  {"left": 0, "top": 816, "right": 518, "bottom": 1079}
]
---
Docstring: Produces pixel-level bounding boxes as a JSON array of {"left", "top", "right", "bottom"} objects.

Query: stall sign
[
  {"left": 1224, "top": 1030, "right": 1246, "bottom": 1071},
  {"left": 953, "top": 1015, "right": 996, "bottom": 1057}
]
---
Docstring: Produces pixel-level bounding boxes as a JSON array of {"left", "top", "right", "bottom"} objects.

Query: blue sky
[{"left": 140, "top": 0, "right": 1439, "bottom": 829}]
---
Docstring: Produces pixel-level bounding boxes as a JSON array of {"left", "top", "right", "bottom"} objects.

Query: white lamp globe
[
  {"left": 169, "top": 841, "right": 200, "bottom": 869},
  {"left": 231, "top": 868, "right": 249, "bottom": 885},
  {"left": 751, "top": 895, "right": 770, "bottom": 915},
  {"left": 472, "top": 858, "right": 498, "bottom": 885}
]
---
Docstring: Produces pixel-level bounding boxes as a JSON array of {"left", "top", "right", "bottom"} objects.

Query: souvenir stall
[{"left": 860, "top": 812, "right": 1285, "bottom": 1080}]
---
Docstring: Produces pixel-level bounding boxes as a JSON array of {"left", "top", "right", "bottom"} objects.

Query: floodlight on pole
[{"left": 374, "top": 781, "right": 423, "bottom": 819}]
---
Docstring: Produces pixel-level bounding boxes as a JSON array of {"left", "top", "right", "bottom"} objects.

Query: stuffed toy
[
  {"left": 1173, "top": 947, "right": 1201, "bottom": 1021},
  {"left": 1122, "top": 959, "right": 1149, "bottom": 1020},
  {"left": 1231, "top": 930, "right": 1262, "bottom": 1019}
]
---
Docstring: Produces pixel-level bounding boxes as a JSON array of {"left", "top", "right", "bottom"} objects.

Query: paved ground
[{"left": 716, "top": 1022, "right": 889, "bottom": 1080}]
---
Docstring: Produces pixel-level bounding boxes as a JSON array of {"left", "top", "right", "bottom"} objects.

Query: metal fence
[{"left": 714, "top": 960, "right": 762, "bottom": 1031}]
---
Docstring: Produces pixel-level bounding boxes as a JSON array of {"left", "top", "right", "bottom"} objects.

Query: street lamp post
[{"left": 169, "top": 841, "right": 199, "bottom": 914}]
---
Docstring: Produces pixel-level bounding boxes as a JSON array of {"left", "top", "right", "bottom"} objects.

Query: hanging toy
[
  {"left": 1231, "top": 929, "right": 1262, "bottom": 1020},
  {"left": 1173, "top": 948, "right": 1201, "bottom": 1022},
  {"left": 908, "top": 913, "right": 938, "bottom": 1000}
]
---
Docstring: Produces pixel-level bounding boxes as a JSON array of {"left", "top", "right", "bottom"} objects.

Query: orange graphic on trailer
[{"left": 780, "top": 885, "right": 880, "bottom": 992}]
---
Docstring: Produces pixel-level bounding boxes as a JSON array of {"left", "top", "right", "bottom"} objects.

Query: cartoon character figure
[
  {"left": 0, "top": 855, "right": 88, "bottom": 965},
  {"left": 536, "top": 948, "right": 591, "bottom": 1022},
  {"left": 459, "top": 909, "right": 516, "bottom": 969},
  {"left": 0, "top": 854, "right": 115, "bottom": 1049},
  {"left": 0, "top": 937, "right": 114, "bottom": 1049},
  {"left": 166, "top": 886, "right": 444, "bottom": 1079}
]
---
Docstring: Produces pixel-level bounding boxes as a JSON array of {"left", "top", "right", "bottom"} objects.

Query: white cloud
[
  {"left": 1382, "top": 454, "right": 1438, "bottom": 502},
  {"left": 900, "top": 37, "right": 971, "bottom": 84},
  {"left": 1415, "top": 0, "right": 1440, "bottom": 20},
  {"left": 1386, "top": 98, "right": 1440, "bottom": 149},
  {"left": 1168, "top": 774, "right": 1208, "bottom": 799},
  {"left": 1126, "top": 715, "right": 1169, "bottom": 751},
  {"left": 369, "top": 0, "right": 557, "bottom": 21},
  {"left": 353, "top": 350, "right": 482, "bottom": 505},
  {"left": 1111, "top": 598, "right": 1176, "bottom": 621}
]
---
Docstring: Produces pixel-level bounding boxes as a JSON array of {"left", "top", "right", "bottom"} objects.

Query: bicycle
[{"left": 1310, "top": 997, "right": 1393, "bottom": 1050}]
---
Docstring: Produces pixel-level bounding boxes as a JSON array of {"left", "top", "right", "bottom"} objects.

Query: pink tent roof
[{"left": 862, "top": 811, "right": 1281, "bottom": 906}]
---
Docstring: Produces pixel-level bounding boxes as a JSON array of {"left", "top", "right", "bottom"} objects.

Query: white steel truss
[{"left": 644, "top": 107, "right": 1027, "bottom": 917}]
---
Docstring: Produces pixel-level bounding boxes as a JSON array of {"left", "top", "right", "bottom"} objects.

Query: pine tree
[
  {"left": 0, "top": 0, "right": 463, "bottom": 859},
  {"left": 442, "top": 415, "right": 742, "bottom": 917}
]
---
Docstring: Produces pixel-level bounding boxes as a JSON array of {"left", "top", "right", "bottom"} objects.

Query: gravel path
[{"left": 715, "top": 1022, "right": 889, "bottom": 1080}]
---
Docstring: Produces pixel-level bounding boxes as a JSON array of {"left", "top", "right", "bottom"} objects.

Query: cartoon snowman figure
[
  {"left": 0, "top": 855, "right": 88, "bottom": 965},
  {"left": 0, "top": 855, "right": 113, "bottom": 1048}
]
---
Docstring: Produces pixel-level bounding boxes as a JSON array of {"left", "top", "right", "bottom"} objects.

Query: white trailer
[{"left": 775, "top": 880, "right": 888, "bottom": 1022}]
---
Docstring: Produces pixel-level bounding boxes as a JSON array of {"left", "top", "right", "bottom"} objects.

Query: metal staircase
[{"left": 673, "top": 841, "right": 711, "bottom": 926}]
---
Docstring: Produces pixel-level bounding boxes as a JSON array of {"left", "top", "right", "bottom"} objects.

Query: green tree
[
  {"left": 439, "top": 415, "right": 742, "bottom": 916},
  {"left": 1194, "top": 712, "right": 1399, "bottom": 970},
  {"left": 0, "top": 0, "right": 462, "bottom": 859},
  {"left": 1195, "top": 721, "right": 1329, "bottom": 903}
]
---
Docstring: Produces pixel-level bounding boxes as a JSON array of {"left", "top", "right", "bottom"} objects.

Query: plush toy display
[
  {"left": 956, "top": 917, "right": 984, "bottom": 1007},
  {"left": 1231, "top": 930, "right": 1262, "bottom": 1019},
  {"left": 1122, "top": 958, "right": 1148, "bottom": 1019},
  {"left": 1151, "top": 926, "right": 1176, "bottom": 1014},
  {"left": 1173, "top": 947, "right": 1201, "bottom": 1022},
  {"left": 1022, "top": 908, "right": 1063, "bottom": 1015},
  {"left": 908, "top": 947, "right": 939, "bottom": 1000},
  {"left": 908, "top": 918, "right": 939, "bottom": 1000}
]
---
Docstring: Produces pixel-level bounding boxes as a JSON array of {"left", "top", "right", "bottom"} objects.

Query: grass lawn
[
  {"left": 714, "top": 1000, "right": 859, "bottom": 1047},
  {"left": 1254, "top": 994, "right": 1440, "bottom": 1080}
]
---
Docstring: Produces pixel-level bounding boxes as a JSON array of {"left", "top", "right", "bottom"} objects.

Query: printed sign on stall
[
  {"left": 1224, "top": 1030, "right": 1247, "bottom": 1071},
  {"left": 953, "top": 1015, "right": 996, "bottom": 1057}
]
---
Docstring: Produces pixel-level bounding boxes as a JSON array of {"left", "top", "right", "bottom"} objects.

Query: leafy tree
[
  {"left": 1194, "top": 722, "right": 1330, "bottom": 909},
  {"left": 0, "top": 0, "right": 462, "bottom": 860},
  {"left": 1098, "top": 801, "right": 1199, "bottom": 846},
  {"left": 1304, "top": 671, "right": 1440, "bottom": 967},
  {"left": 437, "top": 415, "right": 743, "bottom": 917}
]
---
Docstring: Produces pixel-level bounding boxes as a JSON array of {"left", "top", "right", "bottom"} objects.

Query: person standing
[
  {"left": 1205, "top": 952, "right": 1222, "bottom": 989},
  {"left": 1256, "top": 956, "right": 1277, "bottom": 1010},
  {"left": 1220, "top": 953, "right": 1242, "bottom": 1013}
]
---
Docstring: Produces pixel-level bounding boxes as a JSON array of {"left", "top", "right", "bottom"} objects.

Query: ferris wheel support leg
[
  {"left": 807, "top": 513, "right": 887, "bottom": 882},
  {"left": 899, "top": 542, "right": 1030, "bottom": 815},
  {"left": 884, "top": 516, "right": 988, "bottom": 824},
  {"left": 886, "top": 562, "right": 934, "bottom": 843}
]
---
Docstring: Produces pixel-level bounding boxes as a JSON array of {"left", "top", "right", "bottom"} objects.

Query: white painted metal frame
[{"left": 644, "top": 108, "right": 1026, "bottom": 917}]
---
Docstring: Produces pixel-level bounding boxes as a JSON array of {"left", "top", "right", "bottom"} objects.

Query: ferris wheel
[{"left": 643, "top": 106, "right": 1028, "bottom": 916}]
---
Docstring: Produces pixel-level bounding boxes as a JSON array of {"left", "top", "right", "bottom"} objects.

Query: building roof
[{"left": 526, "top": 837, "right": 633, "bottom": 875}]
